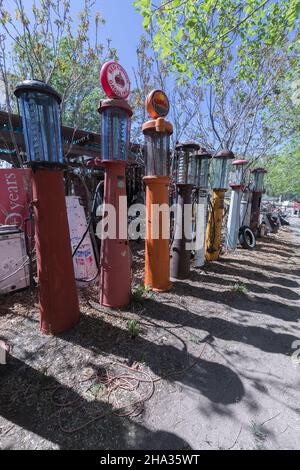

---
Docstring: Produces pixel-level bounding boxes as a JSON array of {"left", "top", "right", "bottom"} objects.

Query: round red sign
[{"left": 100, "top": 61, "right": 130, "bottom": 99}]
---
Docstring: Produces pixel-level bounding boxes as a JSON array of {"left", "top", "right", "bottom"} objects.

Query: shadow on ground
[{"left": 0, "top": 356, "right": 191, "bottom": 450}]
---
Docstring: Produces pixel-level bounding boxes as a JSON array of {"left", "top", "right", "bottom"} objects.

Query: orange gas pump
[{"left": 142, "top": 90, "right": 173, "bottom": 291}]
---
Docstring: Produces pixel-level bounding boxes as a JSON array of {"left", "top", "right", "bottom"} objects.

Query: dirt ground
[{"left": 0, "top": 219, "right": 299, "bottom": 450}]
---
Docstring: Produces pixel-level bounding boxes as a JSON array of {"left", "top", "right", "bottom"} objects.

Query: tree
[
  {"left": 131, "top": 35, "right": 197, "bottom": 147},
  {"left": 0, "top": 0, "right": 115, "bottom": 136},
  {"left": 266, "top": 144, "right": 300, "bottom": 198},
  {"left": 134, "top": 0, "right": 299, "bottom": 84},
  {"left": 133, "top": 0, "right": 299, "bottom": 172},
  {"left": 131, "top": 33, "right": 298, "bottom": 165},
  {"left": 130, "top": 35, "right": 165, "bottom": 143}
]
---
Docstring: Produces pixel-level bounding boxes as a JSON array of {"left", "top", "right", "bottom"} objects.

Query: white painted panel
[
  {"left": 65, "top": 196, "right": 98, "bottom": 286},
  {"left": 0, "top": 229, "right": 30, "bottom": 294}
]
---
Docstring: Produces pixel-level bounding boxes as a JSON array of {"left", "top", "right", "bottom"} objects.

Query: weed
[
  {"left": 89, "top": 383, "right": 106, "bottom": 398},
  {"left": 138, "top": 352, "right": 147, "bottom": 364},
  {"left": 131, "top": 284, "right": 153, "bottom": 304},
  {"left": 232, "top": 282, "right": 249, "bottom": 294},
  {"left": 40, "top": 366, "right": 48, "bottom": 376},
  {"left": 127, "top": 319, "right": 141, "bottom": 338},
  {"left": 251, "top": 421, "right": 267, "bottom": 449}
]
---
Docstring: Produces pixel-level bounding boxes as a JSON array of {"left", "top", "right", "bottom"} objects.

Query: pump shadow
[
  {"left": 61, "top": 311, "right": 244, "bottom": 407},
  {"left": 0, "top": 355, "right": 191, "bottom": 450},
  {"left": 137, "top": 294, "right": 299, "bottom": 355},
  {"left": 204, "top": 261, "right": 299, "bottom": 288},
  {"left": 189, "top": 270, "right": 300, "bottom": 301},
  {"left": 259, "top": 235, "right": 300, "bottom": 249},
  {"left": 222, "top": 256, "right": 300, "bottom": 278},
  {"left": 172, "top": 279, "right": 300, "bottom": 324},
  {"left": 255, "top": 246, "right": 298, "bottom": 258},
  {"left": 264, "top": 237, "right": 300, "bottom": 251}
]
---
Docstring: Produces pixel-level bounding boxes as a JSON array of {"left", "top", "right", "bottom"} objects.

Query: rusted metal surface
[{"left": 32, "top": 169, "right": 80, "bottom": 334}]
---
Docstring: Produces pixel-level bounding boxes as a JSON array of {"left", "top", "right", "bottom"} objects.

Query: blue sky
[
  {"left": 4, "top": 0, "right": 145, "bottom": 84},
  {"left": 98, "top": 0, "right": 144, "bottom": 80}
]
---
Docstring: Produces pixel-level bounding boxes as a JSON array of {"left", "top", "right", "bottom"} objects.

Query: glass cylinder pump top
[
  {"left": 252, "top": 168, "right": 267, "bottom": 192},
  {"left": 143, "top": 117, "right": 173, "bottom": 176},
  {"left": 14, "top": 80, "right": 63, "bottom": 166},
  {"left": 101, "top": 108, "right": 130, "bottom": 161},
  {"left": 229, "top": 160, "right": 248, "bottom": 188},
  {"left": 175, "top": 142, "right": 200, "bottom": 185},
  {"left": 211, "top": 149, "right": 235, "bottom": 190},
  {"left": 98, "top": 99, "right": 132, "bottom": 162},
  {"left": 145, "top": 130, "right": 170, "bottom": 176},
  {"left": 194, "top": 148, "right": 212, "bottom": 189}
]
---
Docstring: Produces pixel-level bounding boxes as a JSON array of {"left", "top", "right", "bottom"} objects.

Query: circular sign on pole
[
  {"left": 146, "top": 89, "right": 169, "bottom": 119},
  {"left": 100, "top": 61, "right": 130, "bottom": 99}
]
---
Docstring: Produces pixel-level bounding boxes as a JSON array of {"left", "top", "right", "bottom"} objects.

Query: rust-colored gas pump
[
  {"left": 250, "top": 168, "right": 267, "bottom": 235},
  {"left": 98, "top": 61, "right": 132, "bottom": 308},
  {"left": 14, "top": 80, "right": 79, "bottom": 334}
]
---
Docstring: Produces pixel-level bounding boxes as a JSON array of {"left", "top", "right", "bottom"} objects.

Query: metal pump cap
[
  {"left": 251, "top": 167, "right": 267, "bottom": 173},
  {"left": 14, "top": 79, "right": 62, "bottom": 103},
  {"left": 215, "top": 149, "right": 235, "bottom": 159},
  {"left": 195, "top": 147, "right": 212, "bottom": 159},
  {"left": 176, "top": 141, "right": 200, "bottom": 151},
  {"left": 97, "top": 98, "right": 133, "bottom": 117},
  {"left": 232, "top": 159, "right": 248, "bottom": 166}
]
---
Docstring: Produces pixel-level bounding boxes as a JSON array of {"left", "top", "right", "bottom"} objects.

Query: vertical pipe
[{"left": 32, "top": 169, "right": 80, "bottom": 335}]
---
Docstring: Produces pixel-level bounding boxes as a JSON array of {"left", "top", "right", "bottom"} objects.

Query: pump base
[
  {"left": 99, "top": 161, "right": 131, "bottom": 308},
  {"left": 147, "top": 283, "right": 173, "bottom": 293},
  {"left": 144, "top": 175, "right": 171, "bottom": 292},
  {"left": 32, "top": 169, "right": 80, "bottom": 335},
  {"left": 170, "top": 184, "right": 193, "bottom": 280}
]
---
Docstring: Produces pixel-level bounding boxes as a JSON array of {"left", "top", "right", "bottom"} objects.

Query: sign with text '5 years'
[{"left": 0, "top": 169, "right": 32, "bottom": 231}]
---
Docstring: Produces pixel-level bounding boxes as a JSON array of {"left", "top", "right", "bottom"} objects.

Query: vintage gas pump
[
  {"left": 193, "top": 148, "right": 212, "bottom": 268},
  {"left": 143, "top": 89, "right": 173, "bottom": 291},
  {"left": 14, "top": 80, "right": 79, "bottom": 335},
  {"left": 226, "top": 159, "right": 248, "bottom": 250},
  {"left": 205, "top": 149, "right": 234, "bottom": 261},
  {"left": 250, "top": 167, "right": 267, "bottom": 235},
  {"left": 98, "top": 61, "right": 132, "bottom": 308},
  {"left": 240, "top": 184, "right": 252, "bottom": 228},
  {"left": 170, "top": 141, "right": 199, "bottom": 279}
]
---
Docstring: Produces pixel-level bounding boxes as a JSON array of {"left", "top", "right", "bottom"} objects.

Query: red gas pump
[{"left": 98, "top": 61, "right": 132, "bottom": 308}]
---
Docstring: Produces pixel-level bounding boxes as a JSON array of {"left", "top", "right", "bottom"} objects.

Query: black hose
[
  {"left": 208, "top": 195, "right": 216, "bottom": 253},
  {"left": 72, "top": 181, "right": 103, "bottom": 259}
]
